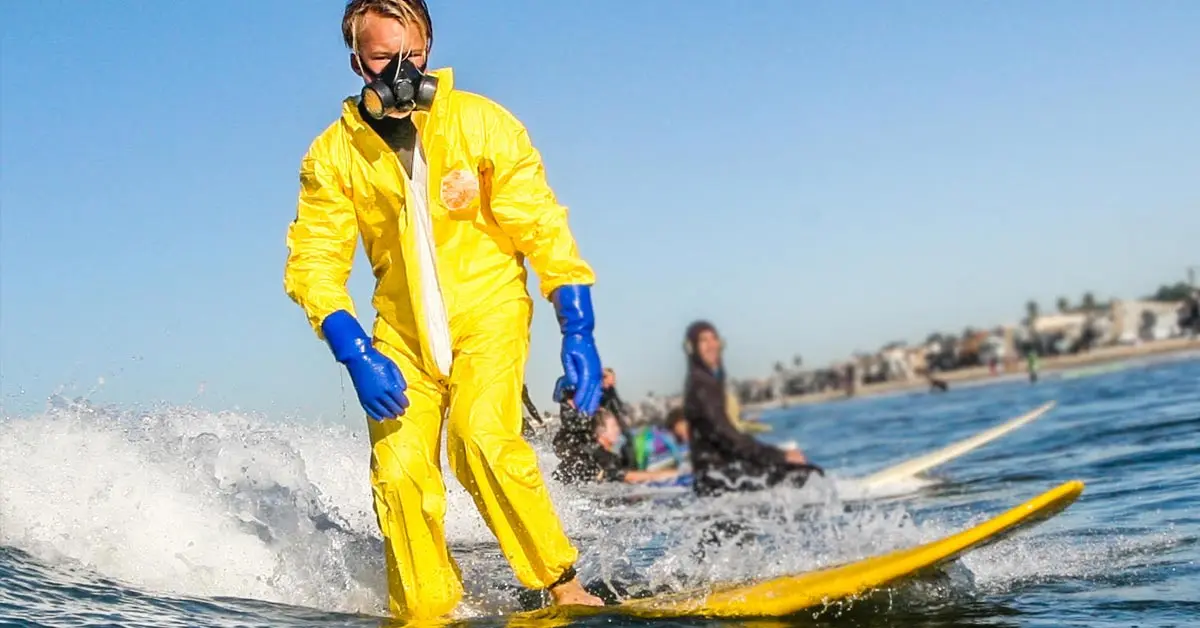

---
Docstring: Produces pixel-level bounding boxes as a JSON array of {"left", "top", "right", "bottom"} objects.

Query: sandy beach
[{"left": 744, "top": 337, "right": 1200, "bottom": 413}]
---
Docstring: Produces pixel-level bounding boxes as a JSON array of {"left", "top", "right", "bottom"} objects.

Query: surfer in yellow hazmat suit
[{"left": 282, "top": 0, "right": 606, "bottom": 620}]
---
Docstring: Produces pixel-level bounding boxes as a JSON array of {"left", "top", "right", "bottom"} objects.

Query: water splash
[
  {"left": 0, "top": 402, "right": 628, "bottom": 618},
  {"left": 0, "top": 394, "right": 1176, "bottom": 623},
  {"left": 1, "top": 402, "right": 389, "bottom": 614}
]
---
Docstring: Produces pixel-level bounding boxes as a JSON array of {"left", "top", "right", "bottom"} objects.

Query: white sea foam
[{"left": 0, "top": 399, "right": 1144, "bottom": 620}]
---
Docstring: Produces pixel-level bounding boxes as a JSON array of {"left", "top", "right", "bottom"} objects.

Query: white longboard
[{"left": 855, "top": 400, "right": 1057, "bottom": 490}]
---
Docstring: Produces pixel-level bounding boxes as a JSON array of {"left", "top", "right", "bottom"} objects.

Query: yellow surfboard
[{"left": 520, "top": 480, "right": 1084, "bottom": 621}]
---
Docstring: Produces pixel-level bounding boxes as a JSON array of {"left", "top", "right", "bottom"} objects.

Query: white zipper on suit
[{"left": 405, "top": 138, "right": 454, "bottom": 379}]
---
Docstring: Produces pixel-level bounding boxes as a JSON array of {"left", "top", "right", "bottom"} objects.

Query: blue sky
[{"left": 2, "top": 1, "right": 1197, "bottom": 421}]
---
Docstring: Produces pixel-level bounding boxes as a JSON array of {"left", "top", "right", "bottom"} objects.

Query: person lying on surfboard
[
  {"left": 682, "top": 320, "right": 825, "bottom": 497},
  {"left": 551, "top": 403, "right": 682, "bottom": 485}
]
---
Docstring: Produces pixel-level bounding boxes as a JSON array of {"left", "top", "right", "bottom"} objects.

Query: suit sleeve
[
  {"left": 483, "top": 103, "right": 596, "bottom": 299},
  {"left": 283, "top": 139, "right": 359, "bottom": 339},
  {"left": 694, "top": 383, "right": 789, "bottom": 466}
]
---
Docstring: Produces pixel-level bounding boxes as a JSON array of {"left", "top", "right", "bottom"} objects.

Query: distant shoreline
[{"left": 743, "top": 337, "right": 1200, "bottom": 413}]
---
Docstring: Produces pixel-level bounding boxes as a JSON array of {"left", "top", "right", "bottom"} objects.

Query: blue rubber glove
[
  {"left": 321, "top": 310, "right": 409, "bottom": 421},
  {"left": 552, "top": 285, "right": 602, "bottom": 416}
]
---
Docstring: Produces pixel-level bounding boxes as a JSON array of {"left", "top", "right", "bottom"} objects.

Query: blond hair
[
  {"left": 341, "top": 0, "right": 433, "bottom": 56},
  {"left": 592, "top": 407, "right": 617, "bottom": 434}
]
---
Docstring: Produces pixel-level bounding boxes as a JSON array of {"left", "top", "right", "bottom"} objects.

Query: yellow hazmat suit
[{"left": 283, "top": 68, "right": 595, "bottom": 620}]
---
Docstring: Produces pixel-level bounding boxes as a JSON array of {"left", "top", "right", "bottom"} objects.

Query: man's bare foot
[{"left": 549, "top": 577, "right": 603, "bottom": 606}]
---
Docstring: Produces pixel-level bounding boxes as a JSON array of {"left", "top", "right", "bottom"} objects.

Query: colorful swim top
[{"left": 632, "top": 426, "right": 689, "bottom": 471}]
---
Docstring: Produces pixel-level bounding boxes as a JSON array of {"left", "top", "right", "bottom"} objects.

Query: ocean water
[{"left": 2, "top": 353, "right": 1198, "bottom": 627}]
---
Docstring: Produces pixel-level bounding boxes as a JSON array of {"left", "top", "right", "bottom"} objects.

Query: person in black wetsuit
[
  {"left": 682, "top": 320, "right": 824, "bottom": 497},
  {"left": 600, "top": 368, "right": 627, "bottom": 416}
]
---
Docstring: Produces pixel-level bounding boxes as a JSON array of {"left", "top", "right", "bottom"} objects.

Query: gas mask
[{"left": 360, "top": 54, "right": 438, "bottom": 120}]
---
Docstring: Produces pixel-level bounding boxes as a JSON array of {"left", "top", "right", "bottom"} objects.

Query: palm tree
[
  {"left": 1057, "top": 296, "right": 1071, "bottom": 313},
  {"left": 1149, "top": 282, "right": 1193, "bottom": 301},
  {"left": 1081, "top": 292, "right": 1098, "bottom": 311},
  {"left": 1026, "top": 300, "right": 1040, "bottom": 323}
]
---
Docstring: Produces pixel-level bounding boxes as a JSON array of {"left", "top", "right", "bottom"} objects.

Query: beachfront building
[
  {"left": 1030, "top": 299, "right": 1186, "bottom": 350},
  {"left": 1111, "top": 299, "right": 1188, "bottom": 343}
]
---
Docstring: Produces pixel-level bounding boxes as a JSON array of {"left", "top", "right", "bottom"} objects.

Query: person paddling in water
[{"left": 682, "top": 321, "right": 824, "bottom": 497}]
